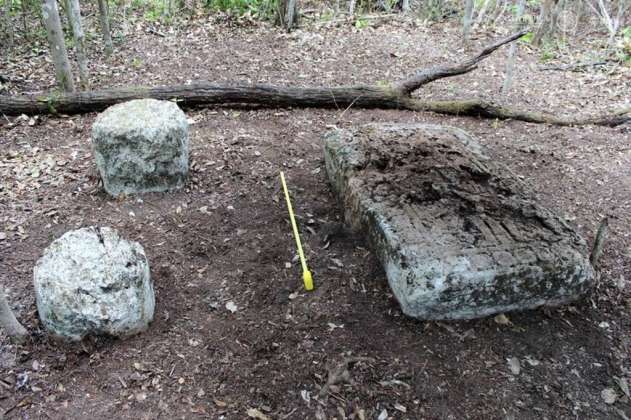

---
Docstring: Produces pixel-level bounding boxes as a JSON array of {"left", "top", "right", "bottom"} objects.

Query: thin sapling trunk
[
  {"left": 41, "top": 0, "right": 75, "bottom": 92},
  {"left": 68, "top": 0, "right": 89, "bottom": 89},
  {"left": 0, "top": 287, "right": 28, "bottom": 342},
  {"left": 97, "top": 0, "right": 113, "bottom": 56},
  {"left": 501, "top": 0, "right": 526, "bottom": 94}
]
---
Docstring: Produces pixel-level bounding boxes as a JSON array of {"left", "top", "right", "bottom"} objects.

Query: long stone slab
[{"left": 324, "top": 123, "right": 594, "bottom": 320}]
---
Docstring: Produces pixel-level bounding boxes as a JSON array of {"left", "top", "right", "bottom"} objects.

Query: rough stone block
[
  {"left": 324, "top": 123, "right": 594, "bottom": 320},
  {"left": 34, "top": 227, "right": 155, "bottom": 340},
  {"left": 91, "top": 99, "right": 189, "bottom": 197}
]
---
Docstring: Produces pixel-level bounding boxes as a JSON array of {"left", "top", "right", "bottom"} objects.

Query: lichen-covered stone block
[
  {"left": 34, "top": 227, "right": 155, "bottom": 340},
  {"left": 91, "top": 99, "right": 189, "bottom": 197},
  {"left": 324, "top": 123, "right": 594, "bottom": 320}
]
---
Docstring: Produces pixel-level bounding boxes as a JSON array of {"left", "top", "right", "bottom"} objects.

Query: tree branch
[
  {"left": 394, "top": 29, "right": 530, "bottom": 95},
  {"left": 408, "top": 99, "right": 631, "bottom": 127}
]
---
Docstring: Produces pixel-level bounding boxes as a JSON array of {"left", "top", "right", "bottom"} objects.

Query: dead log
[{"left": 0, "top": 30, "right": 628, "bottom": 127}]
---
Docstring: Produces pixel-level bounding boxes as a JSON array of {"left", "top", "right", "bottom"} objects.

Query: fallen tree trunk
[
  {"left": 1, "top": 84, "right": 407, "bottom": 115},
  {"left": 1, "top": 30, "right": 628, "bottom": 127},
  {"left": 3, "top": 84, "right": 627, "bottom": 127}
]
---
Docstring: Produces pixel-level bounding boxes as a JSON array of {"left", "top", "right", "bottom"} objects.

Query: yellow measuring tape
[{"left": 280, "top": 171, "right": 314, "bottom": 291}]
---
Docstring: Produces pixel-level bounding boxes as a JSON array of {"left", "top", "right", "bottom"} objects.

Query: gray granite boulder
[
  {"left": 324, "top": 123, "right": 594, "bottom": 320},
  {"left": 33, "top": 227, "right": 155, "bottom": 340},
  {"left": 91, "top": 99, "right": 189, "bottom": 197}
]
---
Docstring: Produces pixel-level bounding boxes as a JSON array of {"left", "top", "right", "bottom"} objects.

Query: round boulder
[
  {"left": 91, "top": 99, "right": 189, "bottom": 197},
  {"left": 33, "top": 227, "right": 155, "bottom": 341}
]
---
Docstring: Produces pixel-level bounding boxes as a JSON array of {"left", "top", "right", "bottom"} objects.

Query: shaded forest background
[{"left": 1, "top": 0, "right": 630, "bottom": 95}]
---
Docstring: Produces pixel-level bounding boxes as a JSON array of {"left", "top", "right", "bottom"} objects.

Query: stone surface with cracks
[
  {"left": 91, "top": 98, "right": 189, "bottom": 197},
  {"left": 324, "top": 123, "right": 594, "bottom": 320},
  {"left": 33, "top": 226, "right": 155, "bottom": 340}
]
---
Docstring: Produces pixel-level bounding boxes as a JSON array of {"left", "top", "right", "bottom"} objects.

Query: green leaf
[
  {"left": 519, "top": 31, "right": 534, "bottom": 44},
  {"left": 354, "top": 17, "right": 368, "bottom": 29}
]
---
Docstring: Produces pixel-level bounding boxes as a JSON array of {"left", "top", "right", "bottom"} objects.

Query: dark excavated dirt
[
  {"left": 1, "top": 9, "right": 630, "bottom": 420},
  {"left": 324, "top": 123, "right": 594, "bottom": 320}
]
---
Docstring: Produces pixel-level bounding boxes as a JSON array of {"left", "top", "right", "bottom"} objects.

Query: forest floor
[{"left": 1, "top": 10, "right": 631, "bottom": 420}]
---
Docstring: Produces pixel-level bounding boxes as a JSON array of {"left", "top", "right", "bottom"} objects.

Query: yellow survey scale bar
[{"left": 280, "top": 171, "right": 314, "bottom": 291}]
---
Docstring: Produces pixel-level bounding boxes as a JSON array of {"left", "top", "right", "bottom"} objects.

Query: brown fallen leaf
[{"left": 213, "top": 399, "right": 227, "bottom": 407}]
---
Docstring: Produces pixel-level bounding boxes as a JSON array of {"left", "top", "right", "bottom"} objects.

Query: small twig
[
  {"left": 590, "top": 216, "right": 609, "bottom": 268},
  {"left": 328, "top": 88, "right": 340, "bottom": 110},
  {"left": 147, "top": 27, "right": 166, "bottom": 37},
  {"left": 281, "top": 408, "right": 298, "bottom": 419},
  {"left": 354, "top": 13, "right": 398, "bottom": 20},
  {"left": 337, "top": 95, "right": 362, "bottom": 120},
  {"left": 540, "top": 60, "right": 610, "bottom": 72},
  {"left": 315, "top": 13, "right": 399, "bottom": 26},
  {"left": 4, "top": 396, "right": 31, "bottom": 416}
]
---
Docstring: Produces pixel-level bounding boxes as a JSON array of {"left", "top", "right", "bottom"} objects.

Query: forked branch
[{"left": 395, "top": 29, "right": 529, "bottom": 95}]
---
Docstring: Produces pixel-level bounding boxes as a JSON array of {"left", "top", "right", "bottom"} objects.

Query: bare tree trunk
[
  {"left": 349, "top": 0, "right": 356, "bottom": 15},
  {"left": 575, "top": 0, "right": 590, "bottom": 31},
  {"left": 277, "top": 0, "right": 297, "bottom": 32},
  {"left": 20, "top": 0, "right": 28, "bottom": 39},
  {"left": 463, "top": 0, "right": 474, "bottom": 41},
  {"left": 162, "top": 0, "right": 172, "bottom": 18},
  {"left": 550, "top": 0, "right": 562, "bottom": 38},
  {"left": 587, "top": 0, "right": 630, "bottom": 45},
  {"left": 120, "top": 0, "right": 130, "bottom": 35},
  {"left": 472, "top": 0, "right": 491, "bottom": 30},
  {"left": 533, "top": 0, "right": 549, "bottom": 46},
  {"left": 2, "top": 0, "right": 14, "bottom": 51},
  {"left": 501, "top": 0, "right": 526, "bottom": 94},
  {"left": 490, "top": 0, "right": 509, "bottom": 27},
  {"left": 67, "top": 0, "right": 89, "bottom": 89},
  {"left": 401, "top": 0, "right": 410, "bottom": 13},
  {"left": 97, "top": 0, "right": 113, "bottom": 56},
  {"left": 41, "top": 0, "right": 75, "bottom": 92},
  {"left": 285, "top": 0, "right": 297, "bottom": 31},
  {"left": 0, "top": 287, "right": 28, "bottom": 342},
  {"left": 60, "top": 0, "right": 72, "bottom": 27},
  {"left": 533, "top": 0, "right": 559, "bottom": 46}
]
